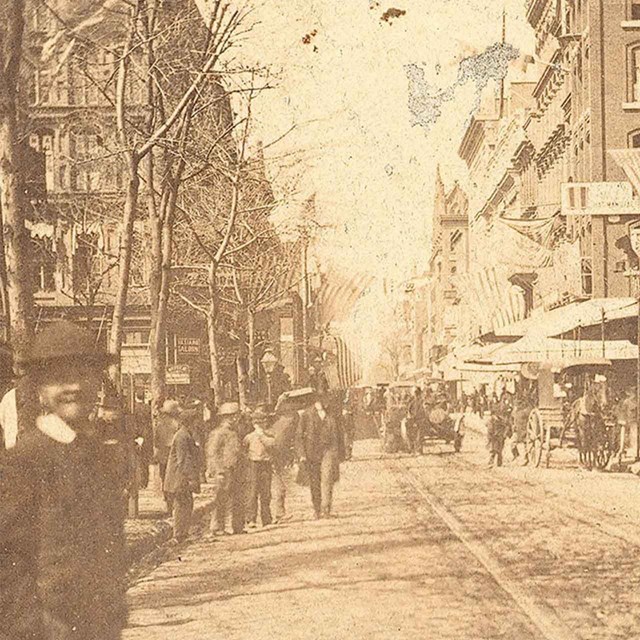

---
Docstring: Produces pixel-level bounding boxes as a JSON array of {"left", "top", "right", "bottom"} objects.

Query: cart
[
  {"left": 524, "top": 364, "right": 561, "bottom": 468},
  {"left": 524, "top": 357, "right": 613, "bottom": 469}
]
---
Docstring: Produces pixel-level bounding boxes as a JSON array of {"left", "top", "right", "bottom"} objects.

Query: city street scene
[{"left": 3, "top": 0, "right": 640, "bottom": 639}]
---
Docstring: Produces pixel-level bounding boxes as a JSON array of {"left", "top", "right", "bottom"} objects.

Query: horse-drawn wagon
[{"left": 523, "top": 357, "right": 618, "bottom": 469}]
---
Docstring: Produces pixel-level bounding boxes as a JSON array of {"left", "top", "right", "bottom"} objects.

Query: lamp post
[{"left": 261, "top": 349, "right": 278, "bottom": 406}]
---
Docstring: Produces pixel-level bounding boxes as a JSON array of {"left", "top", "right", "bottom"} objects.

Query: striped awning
[{"left": 332, "top": 335, "right": 362, "bottom": 389}]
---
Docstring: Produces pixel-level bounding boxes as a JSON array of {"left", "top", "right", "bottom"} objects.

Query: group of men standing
[
  {"left": 202, "top": 392, "right": 347, "bottom": 541},
  {"left": 0, "top": 319, "right": 348, "bottom": 640}
]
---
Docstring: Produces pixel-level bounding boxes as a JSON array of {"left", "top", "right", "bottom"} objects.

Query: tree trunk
[
  {"left": 236, "top": 355, "right": 247, "bottom": 409},
  {"left": 147, "top": 155, "right": 165, "bottom": 418},
  {"left": 247, "top": 308, "right": 256, "bottom": 382},
  {"left": 0, "top": 0, "right": 34, "bottom": 362},
  {"left": 109, "top": 161, "right": 139, "bottom": 383},
  {"left": 206, "top": 262, "right": 222, "bottom": 404}
]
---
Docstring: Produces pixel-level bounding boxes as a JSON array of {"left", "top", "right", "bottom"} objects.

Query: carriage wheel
[{"left": 525, "top": 408, "right": 544, "bottom": 468}]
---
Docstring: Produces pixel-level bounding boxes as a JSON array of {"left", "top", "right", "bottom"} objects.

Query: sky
[
  {"left": 193, "top": 0, "right": 537, "bottom": 376},
  {"left": 229, "top": 0, "right": 535, "bottom": 277}
]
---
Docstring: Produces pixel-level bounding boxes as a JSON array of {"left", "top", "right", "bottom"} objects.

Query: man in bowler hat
[{"left": 0, "top": 320, "right": 128, "bottom": 640}]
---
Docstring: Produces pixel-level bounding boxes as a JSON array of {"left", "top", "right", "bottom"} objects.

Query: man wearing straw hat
[{"left": 206, "top": 402, "right": 246, "bottom": 537}]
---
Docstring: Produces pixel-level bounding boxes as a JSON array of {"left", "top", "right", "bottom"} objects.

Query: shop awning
[
  {"left": 494, "top": 336, "right": 638, "bottom": 365},
  {"left": 496, "top": 298, "right": 637, "bottom": 338}
]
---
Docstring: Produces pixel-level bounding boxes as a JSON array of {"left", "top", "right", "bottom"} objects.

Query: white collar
[{"left": 37, "top": 414, "right": 77, "bottom": 444}]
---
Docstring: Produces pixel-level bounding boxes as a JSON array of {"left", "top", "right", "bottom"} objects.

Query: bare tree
[{"left": 0, "top": 1, "right": 34, "bottom": 359}]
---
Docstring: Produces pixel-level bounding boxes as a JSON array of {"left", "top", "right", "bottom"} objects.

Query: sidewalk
[{"left": 125, "top": 466, "right": 216, "bottom": 565}]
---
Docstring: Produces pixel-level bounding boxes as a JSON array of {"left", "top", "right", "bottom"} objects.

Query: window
[
  {"left": 629, "top": 44, "right": 640, "bottom": 101},
  {"left": 28, "top": 130, "right": 55, "bottom": 192},
  {"left": 280, "top": 317, "right": 294, "bottom": 342},
  {"left": 631, "top": 130, "right": 640, "bottom": 148},
  {"left": 123, "top": 331, "right": 149, "bottom": 346},
  {"left": 632, "top": 2, "right": 640, "bottom": 20},
  {"left": 73, "top": 232, "right": 100, "bottom": 301},
  {"left": 31, "top": 237, "right": 56, "bottom": 292},
  {"left": 581, "top": 257, "right": 593, "bottom": 296},
  {"left": 70, "top": 129, "right": 102, "bottom": 192}
]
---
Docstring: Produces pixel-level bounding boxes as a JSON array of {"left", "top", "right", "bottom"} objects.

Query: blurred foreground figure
[{"left": 0, "top": 321, "right": 128, "bottom": 640}]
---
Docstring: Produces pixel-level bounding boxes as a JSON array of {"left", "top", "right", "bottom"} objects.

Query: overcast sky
[
  {"left": 229, "top": 0, "right": 535, "bottom": 278},
  {"left": 200, "top": 0, "right": 536, "bottom": 374}
]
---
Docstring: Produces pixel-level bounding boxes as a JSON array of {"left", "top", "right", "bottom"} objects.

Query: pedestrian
[
  {"left": 342, "top": 389, "right": 356, "bottom": 460},
  {"left": 487, "top": 398, "right": 512, "bottom": 468},
  {"left": 510, "top": 393, "right": 532, "bottom": 464},
  {"left": 163, "top": 406, "right": 202, "bottom": 543},
  {"left": 0, "top": 320, "right": 128, "bottom": 640},
  {"left": 270, "top": 401, "right": 300, "bottom": 523},
  {"left": 206, "top": 402, "right": 246, "bottom": 537},
  {"left": 244, "top": 405, "right": 276, "bottom": 527},
  {"left": 154, "top": 398, "right": 181, "bottom": 513},
  {"left": 297, "top": 394, "right": 345, "bottom": 519},
  {"left": 244, "top": 405, "right": 276, "bottom": 528}
]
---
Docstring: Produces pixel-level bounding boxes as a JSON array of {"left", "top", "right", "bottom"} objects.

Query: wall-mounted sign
[
  {"left": 177, "top": 337, "right": 201, "bottom": 355},
  {"left": 561, "top": 182, "right": 640, "bottom": 216},
  {"left": 166, "top": 364, "right": 190, "bottom": 385}
]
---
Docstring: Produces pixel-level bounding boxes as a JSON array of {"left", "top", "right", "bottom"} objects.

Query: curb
[{"left": 126, "top": 495, "right": 215, "bottom": 569}]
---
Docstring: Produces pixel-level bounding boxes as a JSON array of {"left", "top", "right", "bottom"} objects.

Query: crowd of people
[{"left": 0, "top": 320, "right": 351, "bottom": 640}]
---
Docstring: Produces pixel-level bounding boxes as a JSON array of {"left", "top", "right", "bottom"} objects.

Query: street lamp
[{"left": 261, "top": 349, "right": 278, "bottom": 405}]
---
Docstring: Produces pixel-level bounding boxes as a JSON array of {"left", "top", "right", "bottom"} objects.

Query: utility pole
[{"left": 301, "top": 228, "right": 309, "bottom": 372}]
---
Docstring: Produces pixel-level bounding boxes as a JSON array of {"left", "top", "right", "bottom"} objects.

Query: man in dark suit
[
  {"left": 163, "top": 407, "right": 201, "bottom": 542},
  {"left": 0, "top": 321, "right": 128, "bottom": 640},
  {"left": 297, "top": 395, "right": 344, "bottom": 519}
]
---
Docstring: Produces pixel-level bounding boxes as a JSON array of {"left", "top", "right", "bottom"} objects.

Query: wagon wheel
[{"left": 525, "top": 408, "right": 544, "bottom": 468}]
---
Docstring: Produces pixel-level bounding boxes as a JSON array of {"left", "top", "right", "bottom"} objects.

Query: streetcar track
[
  {"left": 389, "top": 459, "right": 580, "bottom": 640},
  {"left": 447, "top": 449, "right": 640, "bottom": 550}
]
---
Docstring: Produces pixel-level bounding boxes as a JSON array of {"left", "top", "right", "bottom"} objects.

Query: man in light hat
[
  {"left": 0, "top": 320, "right": 128, "bottom": 640},
  {"left": 154, "top": 397, "right": 181, "bottom": 512},
  {"left": 244, "top": 405, "right": 276, "bottom": 528},
  {"left": 206, "top": 402, "right": 246, "bottom": 537}
]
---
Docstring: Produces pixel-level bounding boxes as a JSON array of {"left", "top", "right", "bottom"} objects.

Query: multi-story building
[
  {"left": 526, "top": 0, "right": 640, "bottom": 300},
  {"left": 421, "top": 170, "right": 470, "bottom": 372},
  {"left": 449, "top": 0, "right": 640, "bottom": 352},
  {"left": 15, "top": 1, "right": 306, "bottom": 400}
]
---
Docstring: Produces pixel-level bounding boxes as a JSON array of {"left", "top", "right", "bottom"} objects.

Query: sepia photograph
[{"left": 1, "top": 0, "right": 640, "bottom": 638}]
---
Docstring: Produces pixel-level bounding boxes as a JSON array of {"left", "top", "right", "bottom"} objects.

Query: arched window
[{"left": 627, "top": 43, "right": 640, "bottom": 102}]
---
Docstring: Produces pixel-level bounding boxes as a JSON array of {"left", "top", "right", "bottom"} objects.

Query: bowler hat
[
  {"left": 20, "top": 320, "right": 115, "bottom": 369},
  {"left": 218, "top": 402, "right": 240, "bottom": 416}
]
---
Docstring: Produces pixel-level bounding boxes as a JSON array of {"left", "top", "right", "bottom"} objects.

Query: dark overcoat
[
  {"left": 163, "top": 426, "right": 201, "bottom": 494},
  {"left": 0, "top": 427, "right": 128, "bottom": 640},
  {"left": 296, "top": 408, "right": 344, "bottom": 464}
]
